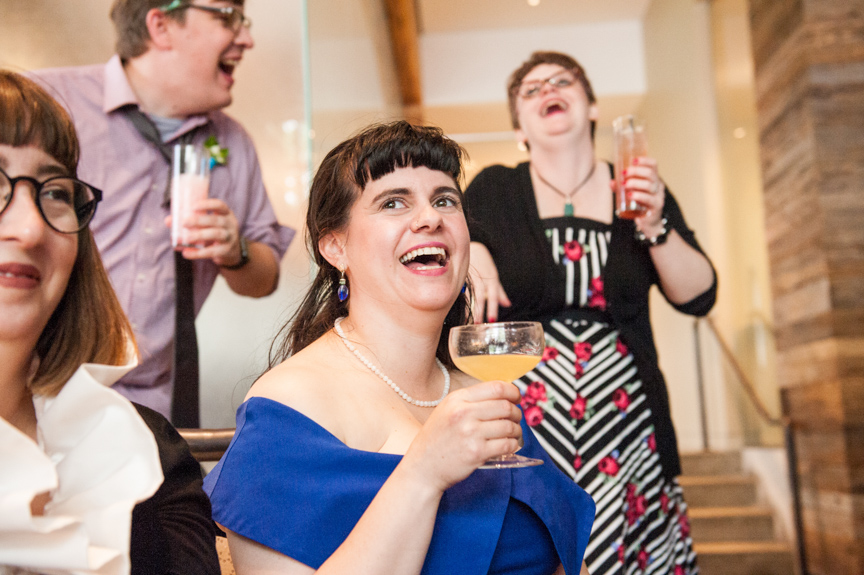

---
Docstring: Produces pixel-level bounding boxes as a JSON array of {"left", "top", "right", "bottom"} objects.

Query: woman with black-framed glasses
[
  {"left": 0, "top": 166, "right": 102, "bottom": 234},
  {"left": 466, "top": 51, "right": 716, "bottom": 574},
  {"left": 0, "top": 70, "right": 219, "bottom": 575}
]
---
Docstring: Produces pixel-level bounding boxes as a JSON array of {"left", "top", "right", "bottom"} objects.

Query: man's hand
[{"left": 166, "top": 198, "right": 242, "bottom": 265}]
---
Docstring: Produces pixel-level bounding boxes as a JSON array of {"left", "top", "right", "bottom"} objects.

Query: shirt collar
[{"left": 103, "top": 55, "right": 211, "bottom": 141}]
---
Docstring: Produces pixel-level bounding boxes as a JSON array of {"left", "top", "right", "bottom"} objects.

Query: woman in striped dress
[{"left": 466, "top": 51, "right": 717, "bottom": 574}]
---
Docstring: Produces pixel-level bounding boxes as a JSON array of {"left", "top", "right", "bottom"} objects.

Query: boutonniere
[{"left": 204, "top": 135, "right": 228, "bottom": 169}]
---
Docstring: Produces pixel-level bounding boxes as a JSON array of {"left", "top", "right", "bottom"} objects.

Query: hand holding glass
[
  {"left": 449, "top": 322, "right": 545, "bottom": 469},
  {"left": 171, "top": 143, "right": 210, "bottom": 248},
  {"left": 613, "top": 115, "right": 648, "bottom": 219}
]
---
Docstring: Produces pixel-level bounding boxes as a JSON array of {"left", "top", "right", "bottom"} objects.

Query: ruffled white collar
[{"left": 0, "top": 358, "right": 163, "bottom": 575}]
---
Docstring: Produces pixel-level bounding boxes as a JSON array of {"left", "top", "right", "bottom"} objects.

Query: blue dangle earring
[{"left": 337, "top": 268, "right": 349, "bottom": 302}]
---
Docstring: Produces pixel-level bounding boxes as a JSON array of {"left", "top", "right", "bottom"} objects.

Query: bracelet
[
  {"left": 634, "top": 217, "right": 669, "bottom": 247},
  {"left": 220, "top": 236, "right": 250, "bottom": 270}
]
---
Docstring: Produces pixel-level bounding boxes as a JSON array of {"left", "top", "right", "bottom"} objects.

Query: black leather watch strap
[{"left": 220, "top": 235, "right": 249, "bottom": 270}]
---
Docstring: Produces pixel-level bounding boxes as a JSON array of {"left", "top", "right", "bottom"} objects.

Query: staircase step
[
  {"left": 694, "top": 541, "right": 795, "bottom": 575},
  {"left": 679, "top": 475, "right": 757, "bottom": 507},
  {"left": 689, "top": 506, "right": 775, "bottom": 542},
  {"left": 680, "top": 451, "right": 742, "bottom": 476}
]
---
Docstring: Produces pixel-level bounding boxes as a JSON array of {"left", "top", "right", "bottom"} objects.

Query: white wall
[{"left": 421, "top": 20, "right": 646, "bottom": 106}]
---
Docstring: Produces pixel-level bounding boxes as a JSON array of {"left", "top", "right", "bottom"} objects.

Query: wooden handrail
[
  {"left": 697, "top": 316, "right": 785, "bottom": 427},
  {"left": 177, "top": 427, "right": 234, "bottom": 462}
]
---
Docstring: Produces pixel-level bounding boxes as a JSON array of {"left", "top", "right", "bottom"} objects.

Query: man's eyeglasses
[
  {"left": 160, "top": 1, "right": 252, "bottom": 34},
  {"left": 515, "top": 70, "right": 579, "bottom": 99},
  {"left": 0, "top": 166, "right": 102, "bottom": 234}
]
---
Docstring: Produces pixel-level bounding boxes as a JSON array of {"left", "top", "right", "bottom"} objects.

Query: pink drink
[
  {"left": 171, "top": 144, "right": 210, "bottom": 248},
  {"left": 613, "top": 116, "right": 647, "bottom": 219}
]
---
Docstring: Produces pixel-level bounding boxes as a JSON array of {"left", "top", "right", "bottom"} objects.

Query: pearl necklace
[{"left": 334, "top": 317, "right": 450, "bottom": 407}]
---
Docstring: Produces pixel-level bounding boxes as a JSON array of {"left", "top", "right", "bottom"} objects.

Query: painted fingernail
[
  {"left": 622, "top": 169, "right": 628, "bottom": 175},
  {"left": 488, "top": 317, "right": 497, "bottom": 323}
]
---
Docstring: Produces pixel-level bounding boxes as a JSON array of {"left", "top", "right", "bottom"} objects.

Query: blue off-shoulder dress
[{"left": 204, "top": 397, "right": 595, "bottom": 575}]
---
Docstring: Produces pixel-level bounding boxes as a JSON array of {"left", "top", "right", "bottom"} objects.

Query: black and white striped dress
[{"left": 515, "top": 217, "right": 699, "bottom": 575}]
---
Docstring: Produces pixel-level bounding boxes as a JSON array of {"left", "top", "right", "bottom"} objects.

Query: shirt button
[
  {"left": 137, "top": 273, "right": 146, "bottom": 282},
  {"left": 144, "top": 227, "right": 153, "bottom": 235}
]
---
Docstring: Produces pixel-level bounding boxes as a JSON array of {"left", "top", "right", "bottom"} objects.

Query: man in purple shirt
[{"left": 32, "top": 0, "right": 295, "bottom": 421}]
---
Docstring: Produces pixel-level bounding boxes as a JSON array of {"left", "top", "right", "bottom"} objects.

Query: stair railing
[{"left": 693, "top": 315, "right": 808, "bottom": 575}]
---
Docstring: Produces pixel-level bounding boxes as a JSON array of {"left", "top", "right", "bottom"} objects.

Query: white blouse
[{"left": 0, "top": 359, "right": 163, "bottom": 575}]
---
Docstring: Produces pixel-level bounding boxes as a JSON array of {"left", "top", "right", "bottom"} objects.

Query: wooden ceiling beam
[{"left": 383, "top": 0, "right": 423, "bottom": 122}]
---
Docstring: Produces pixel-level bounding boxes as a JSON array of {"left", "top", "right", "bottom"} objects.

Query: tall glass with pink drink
[
  {"left": 171, "top": 143, "right": 210, "bottom": 248},
  {"left": 613, "top": 115, "right": 648, "bottom": 219}
]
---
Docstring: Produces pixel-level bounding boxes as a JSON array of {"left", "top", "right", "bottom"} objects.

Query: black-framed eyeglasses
[
  {"left": 515, "top": 69, "right": 579, "bottom": 99},
  {"left": 160, "top": 1, "right": 252, "bottom": 34},
  {"left": 0, "top": 166, "right": 102, "bottom": 234}
]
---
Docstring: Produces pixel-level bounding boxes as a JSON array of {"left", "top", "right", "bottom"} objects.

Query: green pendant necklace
[{"left": 532, "top": 161, "right": 597, "bottom": 217}]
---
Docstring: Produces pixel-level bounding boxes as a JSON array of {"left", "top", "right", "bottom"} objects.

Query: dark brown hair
[
  {"left": 110, "top": 0, "right": 245, "bottom": 60},
  {"left": 269, "top": 121, "right": 472, "bottom": 369},
  {"left": 507, "top": 51, "right": 596, "bottom": 134},
  {"left": 0, "top": 70, "right": 134, "bottom": 396}
]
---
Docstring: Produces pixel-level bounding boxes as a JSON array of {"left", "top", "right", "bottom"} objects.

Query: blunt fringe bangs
[
  {"left": 268, "top": 121, "right": 472, "bottom": 370},
  {"left": 0, "top": 70, "right": 79, "bottom": 175}
]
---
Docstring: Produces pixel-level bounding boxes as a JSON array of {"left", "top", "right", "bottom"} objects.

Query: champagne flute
[{"left": 449, "top": 321, "right": 545, "bottom": 469}]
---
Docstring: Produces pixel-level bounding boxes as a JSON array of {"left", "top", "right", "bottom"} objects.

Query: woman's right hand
[
  {"left": 469, "top": 242, "right": 511, "bottom": 323},
  {"left": 402, "top": 381, "right": 523, "bottom": 493}
]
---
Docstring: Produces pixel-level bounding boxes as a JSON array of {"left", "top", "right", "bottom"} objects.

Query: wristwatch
[
  {"left": 221, "top": 236, "right": 249, "bottom": 270},
  {"left": 634, "top": 217, "right": 670, "bottom": 247}
]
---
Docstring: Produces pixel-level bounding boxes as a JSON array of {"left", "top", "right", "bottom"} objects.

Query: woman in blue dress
[{"left": 204, "top": 121, "right": 595, "bottom": 575}]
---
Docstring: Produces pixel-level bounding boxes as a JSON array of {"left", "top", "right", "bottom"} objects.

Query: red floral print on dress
[
  {"left": 563, "top": 240, "right": 584, "bottom": 262},
  {"left": 598, "top": 455, "right": 620, "bottom": 476},
  {"left": 573, "top": 341, "right": 593, "bottom": 362},
  {"left": 524, "top": 405, "right": 544, "bottom": 427},
  {"left": 675, "top": 566, "right": 686, "bottom": 575},
  {"left": 541, "top": 346, "right": 559, "bottom": 363},
  {"left": 573, "top": 453, "right": 583, "bottom": 470},
  {"left": 660, "top": 491, "right": 670, "bottom": 513},
  {"left": 679, "top": 514, "right": 691, "bottom": 538},
  {"left": 616, "top": 337, "right": 629, "bottom": 356},
  {"left": 574, "top": 361, "right": 585, "bottom": 380},
  {"left": 613, "top": 388, "right": 631, "bottom": 411},
  {"left": 524, "top": 381, "right": 547, "bottom": 404},
  {"left": 569, "top": 395, "right": 587, "bottom": 420},
  {"left": 588, "top": 276, "right": 606, "bottom": 310},
  {"left": 647, "top": 432, "right": 657, "bottom": 453},
  {"left": 617, "top": 545, "right": 625, "bottom": 563},
  {"left": 637, "top": 548, "right": 649, "bottom": 570}
]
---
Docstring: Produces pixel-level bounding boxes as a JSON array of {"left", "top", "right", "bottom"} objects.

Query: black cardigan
[
  {"left": 466, "top": 162, "right": 717, "bottom": 478},
  {"left": 131, "top": 404, "right": 220, "bottom": 575}
]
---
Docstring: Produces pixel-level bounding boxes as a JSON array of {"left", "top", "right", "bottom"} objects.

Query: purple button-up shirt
[{"left": 33, "top": 57, "right": 295, "bottom": 400}]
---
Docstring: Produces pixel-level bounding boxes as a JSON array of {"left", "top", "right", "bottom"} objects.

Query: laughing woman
[
  {"left": 204, "top": 121, "right": 595, "bottom": 575},
  {"left": 466, "top": 52, "right": 716, "bottom": 574}
]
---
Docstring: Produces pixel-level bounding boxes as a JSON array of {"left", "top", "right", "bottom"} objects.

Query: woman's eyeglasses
[
  {"left": 0, "top": 167, "right": 102, "bottom": 234},
  {"left": 515, "top": 70, "right": 579, "bottom": 99},
  {"left": 159, "top": 1, "right": 252, "bottom": 33}
]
